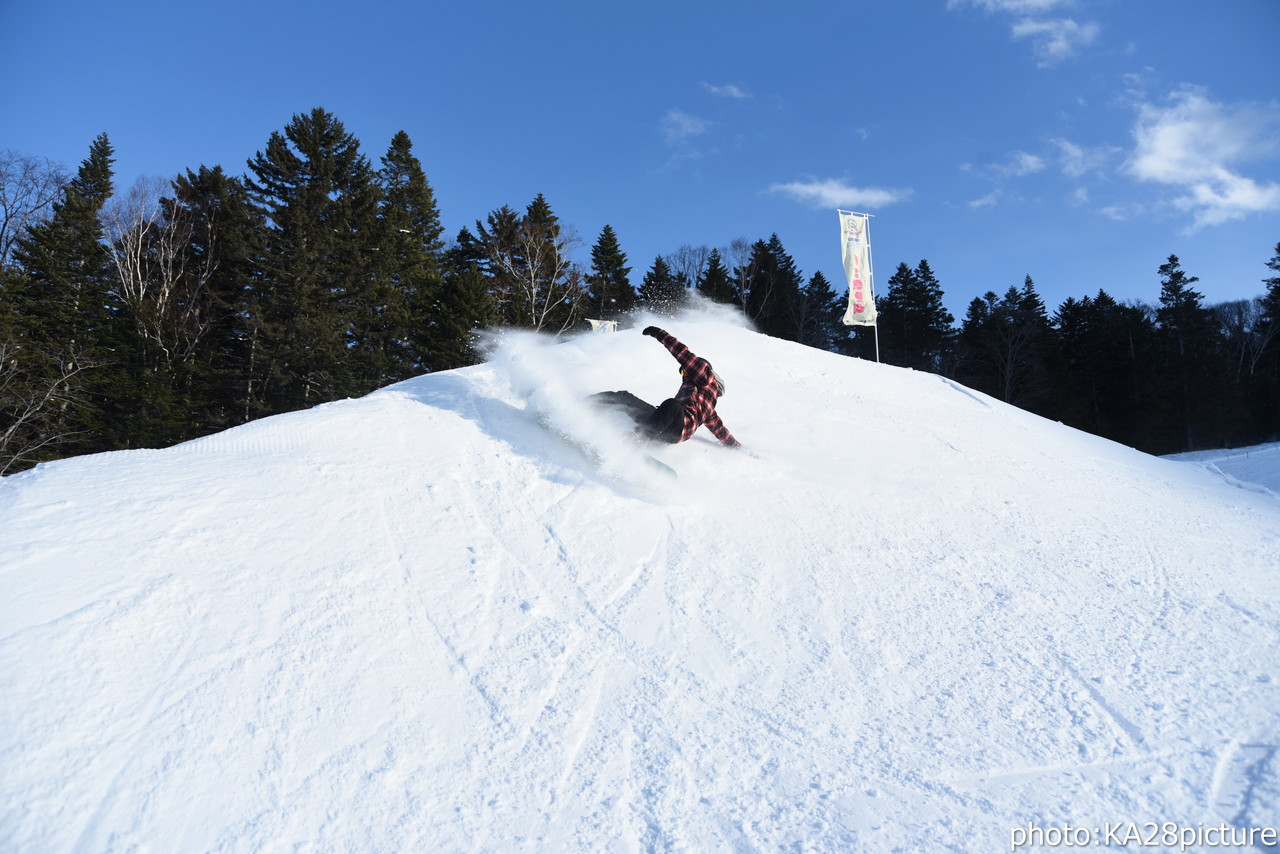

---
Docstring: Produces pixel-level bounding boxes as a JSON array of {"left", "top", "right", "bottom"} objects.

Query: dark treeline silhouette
[
  {"left": 868, "top": 254, "right": 1280, "bottom": 455},
  {"left": 2, "top": 109, "right": 1278, "bottom": 472}
]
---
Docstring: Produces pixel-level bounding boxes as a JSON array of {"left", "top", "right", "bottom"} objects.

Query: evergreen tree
[
  {"left": 638, "top": 255, "right": 684, "bottom": 315},
  {"left": 913, "top": 260, "right": 957, "bottom": 373},
  {"left": 164, "top": 166, "right": 263, "bottom": 432},
  {"left": 1262, "top": 243, "right": 1280, "bottom": 330},
  {"left": 1052, "top": 290, "right": 1156, "bottom": 447},
  {"left": 956, "top": 280, "right": 1053, "bottom": 410},
  {"left": 475, "top": 195, "right": 583, "bottom": 333},
  {"left": 743, "top": 234, "right": 803, "bottom": 340},
  {"left": 876, "top": 260, "right": 955, "bottom": 372},
  {"left": 7, "top": 133, "right": 119, "bottom": 459},
  {"left": 876, "top": 263, "right": 917, "bottom": 368},
  {"left": 585, "top": 224, "right": 635, "bottom": 319},
  {"left": 100, "top": 167, "right": 261, "bottom": 448},
  {"left": 473, "top": 204, "right": 522, "bottom": 326},
  {"left": 428, "top": 227, "right": 495, "bottom": 370},
  {"left": 697, "top": 248, "right": 735, "bottom": 305},
  {"left": 371, "top": 130, "right": 445, "bottom": 383},
  {"left": 11, "top": 134, "right": 117, "bottom": 355},
  {"left": 1257, "top": 242, "right": 1280, "bottom": 373},
  {"left": 1012, "top": 275, "right": 1054, "bottom": 412},
  {"left": 1152, "top": 254, "right": 1233, "bottom": 450},
  {"left": 1155, "top": 255, "right": 1216, "bottom": 358},
  {"left": 244, "top": 108, "right": 379, "bottom": 415},
  {"left": 1253, "top": 242, "right": 1280, "bottom": 440},
  {"left": 795, "top": 271, "right": 845, "bottom": 351}
]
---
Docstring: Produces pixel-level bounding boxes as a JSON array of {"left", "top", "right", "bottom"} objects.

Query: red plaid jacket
[{"left": 652, "top": 329, "right": 741, "bottom": 447}]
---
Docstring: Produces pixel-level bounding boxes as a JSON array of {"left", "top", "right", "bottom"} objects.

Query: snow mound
[
  {"left": 1166, "top": 442, "right": 1280, "bottom": 499},
  {"left": 2, "top": 312, "right": 1278, "bottom": 852}
]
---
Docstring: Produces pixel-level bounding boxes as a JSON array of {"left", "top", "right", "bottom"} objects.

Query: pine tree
[
  {"left": 428, "top": 227, "right": 495, "bottom": 370},
  {"left": 11, "top": 134, "right": 117, "bottom": 356},
  {"left": 1257, "top": 242, "right": 1280, "bottom": 361},
  {"left": 164, "top": 166, "right": 263, "bottom": 432},
  {"left": 1013, "top": 275, "right": 1054, "bottom": 413},
  {"left": 697, "top": 248, "right": 735, "bottom": 305},
  {"left": 1252, "top": 242, "right": 1280, "bottom": 440},
  {"left": 101, "top": 166, "right": 261, "bottom": 447},
  {"left": 796, "top": 271, "right": 845, "bottom": 351},
  {"left": 244, "top": 108, "right": 379, "bottom": 415},
  {"left": 474, "top": 195, "right": 583, "bottom": 333},
  {"left": 957, "top": 281, "right": 1051, "bottom": 410},
  {"left": 7, "top": 133, "right": 119, "bottom": 459},
  {"left": 743, "top": 234, "right": 803, "bottom": 341},
  {"left": 877, "top": 260, "right": 955, "bottom": 372},
  {"left": 877, "top": 262, "right": 919, "bottom": 367},
  {"left": 473, "top": 205, "right": 522, "bottom": 326},
  {"left": 1153, "top": 254, "right": 1233, "bottom": 451},
  {"left": 1051, "top": 290, "right": 1156, "bottom": 448},
  {"left": 913, "top": 261, "right": 957, "bottom": 372},
  {"left": 638, "top": 255, "right": 684, "bottom": 315},
  {"left": 585, "top": 224, "right": 635, "bottom": 320},
  {"left": 371, "top": 130, "right": 445, "bottom": 383},
  {"left": 1155, "top": 255, "right": 1215, "bottom": 358}
]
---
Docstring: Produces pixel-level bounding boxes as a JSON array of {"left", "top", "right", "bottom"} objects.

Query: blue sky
[{"left": 5, "top": 0, "right": 1279, "bottom": 321}]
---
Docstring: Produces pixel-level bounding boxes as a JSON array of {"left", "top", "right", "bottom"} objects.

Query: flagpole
[{"left": 867, "top": 215, "right": 880, "bottom": 363}]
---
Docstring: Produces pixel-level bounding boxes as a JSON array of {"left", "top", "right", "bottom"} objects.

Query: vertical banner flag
[{"left": 839, "top": 211, "right": 877, "bottom": 326}]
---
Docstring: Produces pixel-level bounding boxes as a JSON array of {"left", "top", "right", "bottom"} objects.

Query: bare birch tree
[
  {"left": 665, "top": 244, "right": 710, "bottom": 289},
  {"left": 0, "top": 334, "right": 95, "bottom": 474},
  {"left": 487, "top": 217, "right": 586, "bottom": 335},
  {"left": 1215, "top": 298, "right": 1276, "bottom": 380},
  {"left": 723, "top": 237, "right": 753, "bottom": 312},
  {"left": 0, "top": 150, "right": 68, "bottom": 267},
  {"left": 102, "top": 176, "right": 219, "bottom": 371}
]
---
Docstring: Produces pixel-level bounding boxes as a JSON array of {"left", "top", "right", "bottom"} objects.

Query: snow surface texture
[
  {"left": 1166, "top": 444, "right": 1280, "bottom": 500},
  {"left": 2, "top": 306, "right": 1278, "bottom": 852}
]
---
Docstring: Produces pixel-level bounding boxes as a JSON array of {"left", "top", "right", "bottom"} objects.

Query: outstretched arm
[
  {"left": 703, "top": 412, "right": 742, "bottom": 448},
  {"left": 643, "top": 326, "right": 702, "bottom": 374}
]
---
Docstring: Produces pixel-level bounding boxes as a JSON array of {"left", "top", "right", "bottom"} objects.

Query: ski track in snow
[{"left": 2, "top": 310, "right": 1279, "bottom": 852}]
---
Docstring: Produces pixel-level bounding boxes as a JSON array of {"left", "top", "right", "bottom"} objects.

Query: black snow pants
[{"left": 589, "top": 391, "right": 684, "bottom": 444}]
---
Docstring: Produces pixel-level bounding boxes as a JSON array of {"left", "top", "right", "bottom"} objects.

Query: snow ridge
[{"left": 2, "top": 309, "right": 1278, "bottom": 852}]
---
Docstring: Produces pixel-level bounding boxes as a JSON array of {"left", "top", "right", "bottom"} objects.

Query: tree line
[
  {"left": 1, "top": 107, "right": 1277, "bottom": 473},
  {"left": 863, "top": 250, "right": 1280, "bottom": 454}
]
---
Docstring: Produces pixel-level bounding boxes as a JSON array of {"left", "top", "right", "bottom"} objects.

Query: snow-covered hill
[{"left": 2, "top": 307, "right": 1278, "bottom": 852}]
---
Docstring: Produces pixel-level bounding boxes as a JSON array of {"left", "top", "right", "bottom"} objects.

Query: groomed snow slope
[{"left": 2, "top": 308, "right": 1278, "bottom": 852}]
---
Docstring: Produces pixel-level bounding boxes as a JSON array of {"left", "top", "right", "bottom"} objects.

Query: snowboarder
[{"left": 591, "top": 326, "right": 742, "bottom": 449}]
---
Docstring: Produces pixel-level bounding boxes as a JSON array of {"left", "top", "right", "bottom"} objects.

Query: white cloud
[
  {"left": 661, "top": 109, "right": 711, "bottom": 146},
  {"left": 969, "top": 190, "right": 1003, "bottom": 209},
  {"left": 768, "top": 178, "right": 911, "bottom": 210},
  {"left": 947, "top": 0, "right": 1065, "bottom": 12},
  {"left": 962, "top": 150, "right": 1046, "bottom": 179},
  {"left": 1099, "top": 204, "right": 1138, "bottom": 222},
  {"left": 703, "top": 82, "right": 751, "bottom": 100},
  {"left": 1002, "top": 151, "right": 1046, "bottom": 177},
  {"left": 1052, "top": 138, "right": 1119, "bottom": 177},
  {"left": 1124, "top": 86, "right": 1280, "bottom": 229},
  {"left": 949, "top": 0, "right": 1098, "bottom": 66},
  {"left": 1011, "top": 17, "right": 1099, "bottom": 66}
]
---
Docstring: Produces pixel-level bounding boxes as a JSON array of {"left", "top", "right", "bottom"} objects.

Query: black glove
[{"left": 642, "top": 326, "right": 661, "bottom": 338}]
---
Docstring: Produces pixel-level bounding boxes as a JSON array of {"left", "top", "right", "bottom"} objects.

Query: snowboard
[
  {"left": 537, "top": 409, "right": 677, "bottom": 482},
  {"left": 637, "top": 451, "right": 678, "bottom": 480}
]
